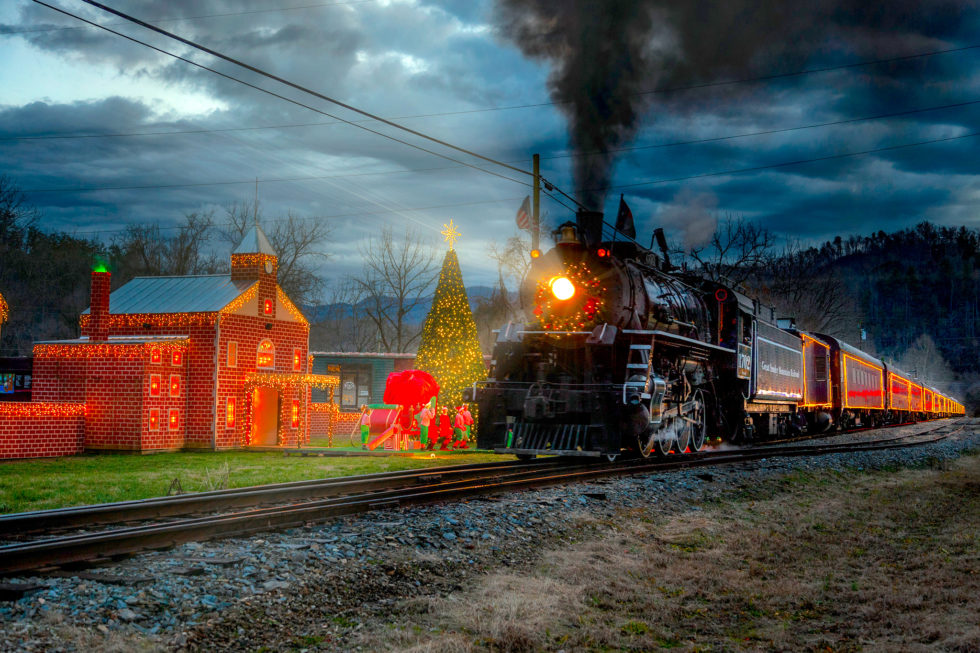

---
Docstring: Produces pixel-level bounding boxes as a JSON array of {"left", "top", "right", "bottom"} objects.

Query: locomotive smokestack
[{"left": 576, "top": 209, "right": 604, "bottom": 248}]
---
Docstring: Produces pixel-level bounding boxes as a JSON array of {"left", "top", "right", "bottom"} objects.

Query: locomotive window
[{"left": 740, "top": 313, "right": 753, "bottom": 344}]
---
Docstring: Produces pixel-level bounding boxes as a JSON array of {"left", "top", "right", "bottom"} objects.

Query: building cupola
[{"left": 231, "top": 224, "right": 278, "bottom": 282}]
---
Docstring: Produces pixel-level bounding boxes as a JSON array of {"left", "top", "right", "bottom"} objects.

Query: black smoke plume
[{"left": 494, "top": 0, "right": 974, "bottom": 210}]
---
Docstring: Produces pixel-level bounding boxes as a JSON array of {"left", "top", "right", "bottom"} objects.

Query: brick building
[{"left": 1, "top": 225, "right": 337, "bottom": 458}]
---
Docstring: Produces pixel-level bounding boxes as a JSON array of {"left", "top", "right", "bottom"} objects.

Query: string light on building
[
  {"left": 0, "top": 403, "right": 85, "bottom": 418},
  {"left": 34, "top": 340, "right": 189, "bottom": 360},
  {"left": 80, "top": 312, "right": 218, "bottom": 330},
  {"left": 277, "top": 287, "right": 309, "bottom": 324}
]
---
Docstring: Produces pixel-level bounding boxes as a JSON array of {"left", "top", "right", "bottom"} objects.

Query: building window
[
  {"left": 169, "top": 409, "right": 180, "bottom": 430},
  {"left": 169, "top": 375, "right": 181, "bottom": 397},
  {"left": 150, "top": 348, "right": 161, "bottom": 364},
  {"left": 172, "top": 351, "right": 182, "bottom": 366},
  {"left": 339, "top": 364, "right": 372, "bottom": 410},
  {"left": 149, "top": 374, "right": 161, "bottom": 397},
  {"left": 291, "top": 399, "right": 300, "bottom": 429},
  {"left": 227, "top": 341, "right": 238, "bottom": 368},
  {"left": 257, "top": 339, "right": 275, "bottom": 369},
  {"left": 226, "top": 397, "right": 236, "bottom": 429},
  {"left": 263, "top": 298, "right": 273, "bottom": 315},
  {"left": 149, "top": 408, "right": 160, "bottom": 430},
  {"left": 293, "top": 349, "right": 302, "bottom": 372}
]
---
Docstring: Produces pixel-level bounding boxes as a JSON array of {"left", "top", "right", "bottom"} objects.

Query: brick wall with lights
[
  {"left": 215, "top": 313, "right": 310, "bottom": 448},
  {"left": 0, "top": 402, "right": 85, "bottom": 459}
]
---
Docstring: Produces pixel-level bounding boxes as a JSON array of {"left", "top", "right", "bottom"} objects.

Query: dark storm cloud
[
  {"left": 2, "top": 0, "right": 980, "bottom": 287},
  {"left": 494, "top": 0, "right": 979, "bottom": 210}
]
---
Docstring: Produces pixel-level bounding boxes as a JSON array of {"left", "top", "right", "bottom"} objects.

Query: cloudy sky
[{"left": 2, "top": 0, "right": 979, "bottom": 286}]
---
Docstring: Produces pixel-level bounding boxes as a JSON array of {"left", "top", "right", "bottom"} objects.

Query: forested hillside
[{"left": 745, "top": 223, "right": 979, "bottom": 410}]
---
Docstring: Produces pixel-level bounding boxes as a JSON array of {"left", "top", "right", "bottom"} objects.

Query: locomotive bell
[{"left": 555, "top": 221, "right": 581, "bottom": 246}]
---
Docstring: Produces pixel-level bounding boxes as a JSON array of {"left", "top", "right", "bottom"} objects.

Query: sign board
[{"left": 736, "top": 344, "right": 752, "bottom": 380}]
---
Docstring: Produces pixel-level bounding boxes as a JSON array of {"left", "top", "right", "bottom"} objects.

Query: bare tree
[
  {"left": 114, "top": 211, "right": 221, "bottom": 277},
  {"left": 222, "top": 199, "right": 331, "bottom": 307},
  {"left": 749, "top": 241, "right": 854, "bottom": 336},
  {"left": 688, "top": 215, "right": 774, "bottom": 286},
  {"left": 309, "top": 275, "right": 377, "bottom": 352},
  {"left": 473, "top": 233, "right": 532, "bottom": 352},
  {"left": 895, "top": 333, "right": 956, "bottom": 387},
  {"left": 351, "top": 226, "right": 438, "bottom": 353}
]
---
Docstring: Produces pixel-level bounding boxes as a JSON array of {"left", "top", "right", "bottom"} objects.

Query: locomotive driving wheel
[
  {"left": 654, "top": 418, "right": 675, "bottom": 457},
  {"left": 688, "top": 389, "right": 708, "bottom": 452}
]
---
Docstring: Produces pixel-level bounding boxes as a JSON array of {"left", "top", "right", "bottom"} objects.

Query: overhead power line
[
  {"left": 72, "top": 0, "right": 534, "bottom": 181},
  {"left": 10, "top": 5, "right": 980, "bottom": 109},
  {"left": 7, "top": 97, "right": 978, "bottom": 150},
  {"left": 31, "top": 0, "right": 531, "bottom": 191},
  {"left": 606, "top": 130, "right": 980, "bottom": 192},
  {"left": 22, "top": 128, "right": 980, "bottom": 197},
  {"left": 3, "top": 0, "right": 377, "bottom": 34},
  {"left": 21, "top": 165, "right": 457, "bottom": 193},
  {"left": 49, "top": 195, "right": 532, "bottom": 237}
]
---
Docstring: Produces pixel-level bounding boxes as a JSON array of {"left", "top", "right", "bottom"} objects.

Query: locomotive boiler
[{"left": 472, "top": 209, "right": 965, "bottom": 460}]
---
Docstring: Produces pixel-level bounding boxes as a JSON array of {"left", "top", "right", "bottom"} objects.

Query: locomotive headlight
[{"left": 549, "top": 276, "right": 575, "bottom": 300}]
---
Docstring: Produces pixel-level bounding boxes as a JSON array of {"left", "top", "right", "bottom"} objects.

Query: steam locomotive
[{"left": 471, "top": 210, "right": 964, "bottom": 460}]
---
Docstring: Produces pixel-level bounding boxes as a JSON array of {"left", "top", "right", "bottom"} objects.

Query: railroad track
[{"left": 0, "top": 419, "right": 965, "bottom": 577}]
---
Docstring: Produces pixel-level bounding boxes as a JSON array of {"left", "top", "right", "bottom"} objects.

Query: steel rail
[
  {"left": 0, "top": 423, "right": 963, "bottom": 577},
  {"left": 0, "top": 457, "right": 564, "bottom": 536}
]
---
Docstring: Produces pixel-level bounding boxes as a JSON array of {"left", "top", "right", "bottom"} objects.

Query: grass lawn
[
  {"left": 0, "top": 449, "right": 506, "bottom": 515},
  {"left": 367, "top": 451, "right": 980, "bottom": 651}
]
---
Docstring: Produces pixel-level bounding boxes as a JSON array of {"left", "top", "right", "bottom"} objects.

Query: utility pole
[{"left": 532, "top": 153, "right": 540, "bottom": 252}]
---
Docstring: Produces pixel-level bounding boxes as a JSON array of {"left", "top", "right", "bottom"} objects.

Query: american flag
[{"left": 516, "top": 195, "right": 531, "bottom": 230}]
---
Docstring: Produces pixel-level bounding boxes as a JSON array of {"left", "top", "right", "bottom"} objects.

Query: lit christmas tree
[{"left": 415, "top": 220, "right": 487, "bottom": 407}]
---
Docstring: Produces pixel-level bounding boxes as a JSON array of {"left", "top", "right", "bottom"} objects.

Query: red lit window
[
  {"left": 149, "top": 408, "right": 160, "bottom": 431},
  {"left": 226, "top": 397, "right": 236, "bottom": 429},
  {"left": 169, "top": 375, "right": 181, "bottom": 397},
  {"left": 293, "top": 349, "right": 302, "bottom": 372},
  {"left": 227, "top": 341, "right": 238, "bottom": 368},
  {"left": 257, "top": 339, "right": 275, "bottom": 369},
  {"left": 169, "top": 409, "right": 179, "bottom": 430},
  {"left": 151, "top": 349, "right": 161, "bottom": 364},
  {"left": 172, "top": 351, "right": 182, "bottom": 366},
  {"left": 291, "top": 399, "right": 300, "bottom": 429},
  {"left": 149, "top": 374, "right": 161, "bottom": 397},
  {"left": 263, "top": 298, "right": 273, "bottom": 315}
]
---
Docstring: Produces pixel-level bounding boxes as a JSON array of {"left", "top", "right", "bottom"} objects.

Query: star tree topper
[{"left": 441, "top": 219, "right": 460, "bottom": 250}]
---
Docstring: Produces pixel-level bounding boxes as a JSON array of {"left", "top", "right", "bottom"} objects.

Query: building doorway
[{"left": 251, "top": 386, "right": 280, "bottom": 446}]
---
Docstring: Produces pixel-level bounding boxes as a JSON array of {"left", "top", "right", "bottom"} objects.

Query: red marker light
[{"left": 597, "top": 248, "right": 607, "bottom": 257}]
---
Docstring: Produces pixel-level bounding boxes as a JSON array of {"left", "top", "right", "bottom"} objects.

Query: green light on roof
[{"left": 93, "top": 262, "right": 109, "bottom": 273}]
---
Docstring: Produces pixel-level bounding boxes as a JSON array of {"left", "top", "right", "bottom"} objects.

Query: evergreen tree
[{"left": 415, "top": 247, "right": 486, "bottom": 407}]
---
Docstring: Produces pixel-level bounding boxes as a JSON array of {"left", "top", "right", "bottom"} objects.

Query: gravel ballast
[{"left": 1, "top": 419, "right": 976, "bottom": 652}]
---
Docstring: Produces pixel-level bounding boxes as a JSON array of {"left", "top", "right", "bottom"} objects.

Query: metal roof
[
  {"left": 82, "top": 275, "right": 254, "bottom": 315},
  {"left": 233, "top": 224, "right": 277, "bottom": 256}
]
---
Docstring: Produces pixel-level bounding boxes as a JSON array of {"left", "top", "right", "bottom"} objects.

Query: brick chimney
[{"left": 89, "top": 270, "right": 111, "bottom": 341}]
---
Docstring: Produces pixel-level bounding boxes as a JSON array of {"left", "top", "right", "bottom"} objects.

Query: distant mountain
[{"left": 305, "top": 284, "right": 499, "bottom": 325}]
